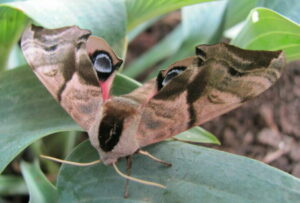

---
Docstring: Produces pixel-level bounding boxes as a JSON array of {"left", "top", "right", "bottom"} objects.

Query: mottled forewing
[
  {"left": 21, "top": 25, "right": 101, "bottom": 131},
  {"left": 137, "top": 43, "right": 285, "bottom": 146}
]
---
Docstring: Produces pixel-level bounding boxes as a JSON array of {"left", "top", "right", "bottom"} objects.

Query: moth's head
[
  {"left": 86, "top": 36, "right": 123, "bottom": 101},
  {"left": 88, "top": 97, "right": 141, "bottom": 165}
]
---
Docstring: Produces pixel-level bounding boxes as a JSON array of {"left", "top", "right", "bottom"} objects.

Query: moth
[{"left": 21, "top": 24, "right": 285, "bottom": 186}]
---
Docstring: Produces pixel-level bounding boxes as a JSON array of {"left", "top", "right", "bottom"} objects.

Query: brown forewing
[
  {"left": 21, "top": 25, "right": 102, "bottom": 131},
  {"left": 136, "top": 43, "right": 285, "bottom": 147}
]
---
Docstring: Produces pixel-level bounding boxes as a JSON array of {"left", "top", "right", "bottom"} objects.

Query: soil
[{"left": 127, "top": 13, "right": 300, "bottom": 178}]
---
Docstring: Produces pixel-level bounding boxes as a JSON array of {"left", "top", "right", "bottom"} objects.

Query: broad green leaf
[
  {"left": 231, "top": 8, "right": 300, "bottom": 62},
  {"left": 224, "top": 0, "right": 257, "bottom": 29},
  {"left": 224, "top": 0, "right": 300, "bottom": 30},
  {"left": 0, "top": 6, "right": 28, "bottom": 70},
  {"left": 257, "top": 0, "right": 300, "bottom": 24},
  {"left": 175, "top": 126, "right": 220, "bottom": 145},
  {"left": 1, "top": 0, "right": 126, "bottom": 56},
  {"left": 21, "top": 161, "right": 58, "bottom": 203},
  {"left": 181, "top": 1, "right": 227, "bottom": 43},
  {"left": 0, "top": 67, "right": 79, "bottom": 174},
  {"left": 57, "top": 141, "right": 300, "bottom": 202},
  {"left": 113, "top": 72, "right": 141, "bottom": 95},
  {"left": 125, "top": 0, "right": 215, "bottom": 30},
  {"left": 0, "top": 175, "right": 28, "bottom": 195}
]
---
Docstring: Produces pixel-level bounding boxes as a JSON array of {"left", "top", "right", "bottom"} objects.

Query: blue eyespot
[
  {"left": 91, "top": 51, "right": 113, "bottom": 81},
  {"left": 94, "top": 52, "right": 112, "bottom": 73},
  {"left": 162, "top": 68, "right": 185, "bottom": 87}
]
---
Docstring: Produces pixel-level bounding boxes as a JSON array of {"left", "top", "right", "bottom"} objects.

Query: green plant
[{"left": 0, "top": 0, "right": 300, "bottom": 202}]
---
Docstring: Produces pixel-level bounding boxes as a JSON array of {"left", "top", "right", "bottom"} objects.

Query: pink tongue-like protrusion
[
  {"left": 100, "top": 82, "right": 110, "bottom": 101},
  {"left": 99, "top": 76, "right": 113, "bottom": 101}
]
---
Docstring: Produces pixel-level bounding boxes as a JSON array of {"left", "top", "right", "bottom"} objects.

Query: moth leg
[
  {"left": 123, "top": 156, "right": 132, "bottom": 198},
  {"left": 113, "top": 162, "right": 166, "bottom": 189},
  {"left": 138, "top": 150, "right": 172, "bottom": 167}
]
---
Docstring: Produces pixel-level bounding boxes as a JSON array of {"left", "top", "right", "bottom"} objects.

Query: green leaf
[
  {"left": 231, "top": 8, "right": 300, "bottom": 62},
  {"left": 0, "top": 67, "right": 79, "bottom": 174},
  {"left": 224, "top": 0, "right": 300, "bottom": 31},
  {"left": 257, "top": 0, "right": 300, "bottom": 24},
  {"left": 21, "top": 161, "right": 58, "bottom": 203},
  {"left": 57, "top": 141, "right": 300, "bottom": 202},
  {"left": 125, "top": 0, "right": 215, "bottom": 30},
  {"left": 1, "top": 0, "right": 126, "bottom": 56},
  {"left": 0, "top": 6, "right": 28, "bottom": 70},
  {"left": 181, "top": 1, "right": 227, "bottom": 44},
  {"left": 0, "top": 175, "right": 28, "bottom": 195},
  {"left": 175, "top": 126, "right": 220, "bottom": 145},
  {"left": 224, "top": 0, "right": 257, "bottom": 29},
  {"left": 113, "top": 72, "right": 141, "bottom": 95}
]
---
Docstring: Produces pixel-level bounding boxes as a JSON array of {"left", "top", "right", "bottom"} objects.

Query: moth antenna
[
  {"left": 112, "top": 163, "right": 166, "bottom": 189},
  {"left": 138, "top": 150, "right": 172, "bottom": 167},
  {"left": 40, "top": 155, "right": 101, "bottom": 166}
]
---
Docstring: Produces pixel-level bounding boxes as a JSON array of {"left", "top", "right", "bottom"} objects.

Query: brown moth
[{"left": 21, "top": 25, "right": 285, "bottom": 166}]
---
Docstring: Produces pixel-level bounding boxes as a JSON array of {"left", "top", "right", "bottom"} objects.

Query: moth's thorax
[{"left": 88, "top": 96, "right": 142, "bottom": 165}]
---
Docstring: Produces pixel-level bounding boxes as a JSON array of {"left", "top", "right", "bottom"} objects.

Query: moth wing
[
  {"left": 21, "top": 25, "right": 122, "bottom": 131},
  {"left": 136, "top": 43, "right": 285, "bottom": 147}
]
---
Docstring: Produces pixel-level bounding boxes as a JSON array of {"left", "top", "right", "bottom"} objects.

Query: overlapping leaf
[
  {"left": 57, "top": 141, "right": 300, "bottom": 202},
  {"left": 231, "top": 8, "right": 300, "bottom": 61},
  {"left": 0, "top": 0, "right": 127, "bottom": 67},
  {"left": 21, "top": 161, "right": 58, "bottom": 203},
  {"left": 125, "top": 0, "right": 215, "bottom": 30},
  {"left": 0, "top": 6, "right": 28, "bottom": 70}
]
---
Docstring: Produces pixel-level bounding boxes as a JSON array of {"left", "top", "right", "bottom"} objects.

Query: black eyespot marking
[
  {"left": 228, "top": 67, "right": 245, "bottom": 77},
  {"left": 197, "top": 57, "right": 204, "bottom": 67},
  {"left": 157, "top": 66, "right": 186, "bottom": 90},
  {"left": 45, "top": 44, "right": 57, "bottom": 52},
  {"left": 91, "top": 51, "right": 114, "bottom": 81},
  {"left": 79, "top": 33, "right": 90, "bottom": 40},
  {"left": 195, "top": 47, "right": 206, "bottom": 58},
  {"left": 98, "top": 115, "right": 123, "bottom": 152}
]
